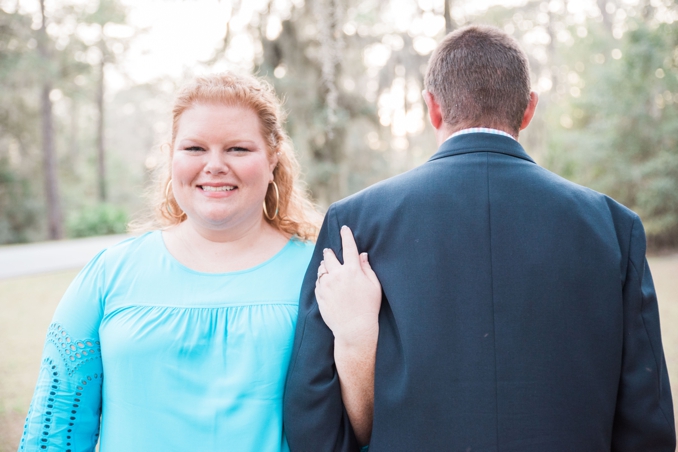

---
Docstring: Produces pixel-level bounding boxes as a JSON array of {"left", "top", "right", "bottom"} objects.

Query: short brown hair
[
  {"left": 133, "top": 72, "right": 322, "bottom": 241},
  {"left": 424, "top": 25, "right": 531, "bottom": 135}
]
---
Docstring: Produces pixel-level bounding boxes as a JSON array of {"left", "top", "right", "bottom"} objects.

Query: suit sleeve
[
  {"left": 611, "top": 217, "right": 676, "bottom": 451},
  {"left": 284, "top": 205, "right": 360, "bottom": 452}
]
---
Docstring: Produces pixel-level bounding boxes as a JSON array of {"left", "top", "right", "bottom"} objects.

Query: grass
[
  {"left": 0, "top": 270, "right": 79, "bottom": 452},
  {"left": 1, "top": 255, "right": 677, "bottom": 450}
]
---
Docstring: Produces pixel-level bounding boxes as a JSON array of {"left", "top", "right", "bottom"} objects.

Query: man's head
[{"left": 424, "top": 25, "right": 536, "bottom": 139}]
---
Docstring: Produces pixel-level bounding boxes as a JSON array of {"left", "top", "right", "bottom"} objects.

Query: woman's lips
[
  {"left": 197, "top": 184, "right": 238, "bottom": 197},
  {"left": 198, "top": 185, "right": 236, "bottom": 192}
]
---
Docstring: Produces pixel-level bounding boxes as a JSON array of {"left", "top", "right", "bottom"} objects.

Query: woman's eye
[
  {"left": 230, "top": 147, "right": 250, "bottom": 153},
  {"left": 185, "top": 146, "right": 204, "bottom": 152}
]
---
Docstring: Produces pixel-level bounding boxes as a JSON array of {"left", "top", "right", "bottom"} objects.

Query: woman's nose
[{"left": 204, "top": 149, "right": 227, "bottom": 174}]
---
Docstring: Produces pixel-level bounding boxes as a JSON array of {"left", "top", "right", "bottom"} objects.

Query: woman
[{"left": 18, "top": 72, "right": 380, "bottom": 451}]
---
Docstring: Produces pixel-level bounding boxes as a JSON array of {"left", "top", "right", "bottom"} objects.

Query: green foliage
[
  {"left": 546, "top": 21, "right": 678, "bottom": 248},
  {"left": 66, "top": 203, "right": 128, "bottom": 238},
  {"left": 252, "top": 1, "right": 436, "bottom": 208},
  {"left": 0, "top": 157, "right": 41, "bottom": 244},
  {"left": 86, "top": 0, "right": 127, "bottom": 25},
  {"left": 1, "top": 0, "right": 677, "bottom": 251},
  {"left": 0, "top": 9, "right": 43, "bottom": 244},
  {"left": 0, "top": 0, "right": 136, "bottom": 243}
]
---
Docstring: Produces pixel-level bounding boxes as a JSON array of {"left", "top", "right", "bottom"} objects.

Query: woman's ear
[{"left": 269, "top": 150, "right": 279, "bottom": 175}]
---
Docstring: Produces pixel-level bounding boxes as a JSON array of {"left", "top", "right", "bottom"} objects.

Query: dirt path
[{"left": 0, "top": 234, "right": 132, "bottom": 280}]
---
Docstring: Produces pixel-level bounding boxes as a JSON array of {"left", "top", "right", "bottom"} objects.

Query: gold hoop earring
[
  {"left": 165, "top": 179, "right": 185, "bottom": 219},
  {"left": 263, "top": 181, "right": 279, "bottom": 221}
]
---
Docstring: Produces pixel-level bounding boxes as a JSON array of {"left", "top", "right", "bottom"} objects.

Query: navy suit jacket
[{"left": 284, "top": 133, "right": 675, "bottom": 451}]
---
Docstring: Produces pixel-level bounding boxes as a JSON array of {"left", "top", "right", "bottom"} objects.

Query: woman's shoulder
[
  {"left": 101, "top": 230, "right": 159, "bottom": 255},
  {"left": 253, "top": 237, "right": 314, "bottom": 281},
  {"left": 284, "top": 237, "right": 316, "bottom": 262},
  {"left": 90, "top": 230, "right": 162, "bottom": 271}
]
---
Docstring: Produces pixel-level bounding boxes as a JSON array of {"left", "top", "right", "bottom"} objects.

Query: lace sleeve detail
[{"left": 18, "top": 323, "right": 103, "bottom": 452}]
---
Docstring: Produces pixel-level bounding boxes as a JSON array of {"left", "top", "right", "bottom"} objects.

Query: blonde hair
[{"left": 133, "top": 72, "right": 321, "bottom": 241}]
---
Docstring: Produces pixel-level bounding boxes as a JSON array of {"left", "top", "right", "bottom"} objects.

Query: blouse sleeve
[{"left": 18, "top": 250, "right": 107, "bottom": 452}]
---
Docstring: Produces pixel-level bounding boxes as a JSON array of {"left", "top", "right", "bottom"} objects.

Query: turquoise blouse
[{"left": 19, "top": 231, "right": 314, "bottom": 452}]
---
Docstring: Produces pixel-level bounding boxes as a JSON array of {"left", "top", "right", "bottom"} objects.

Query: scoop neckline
[{"left": 155, "top": 230, "right": 296, "bottom": 277}]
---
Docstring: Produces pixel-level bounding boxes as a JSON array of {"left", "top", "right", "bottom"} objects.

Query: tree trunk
[
  {"left": 596, "top": 0, "right": 613, "bottom": 35},
  {"left": 546, "top": 10, "right": 559, "bottom": 89},
  {"left": 70, "top": 99, "right": 79, "bottom": 159},
  {"left": 639, "top": 0, "right": 654, "bottom": 21},
  {"left": 96, "top": 51, "right": 107, "bottom": 202},
  {"left": 444, "top": 0, "right": 454, "bottom": 34},
  {"left": 39, "top": 0, "right": 63, "bottom": 239}
]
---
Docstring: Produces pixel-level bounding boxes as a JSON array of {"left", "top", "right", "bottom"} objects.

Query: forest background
[
  {"left": 1, "top": 0, "right": 678, "bottom": 449},
  {"left": 1, "top": 0, "right": 677, "bottom": 250}
]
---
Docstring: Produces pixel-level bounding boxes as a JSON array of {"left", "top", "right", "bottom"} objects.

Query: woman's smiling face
[{"left": 171, "top": 102, "right": 277, "bottom": 233}]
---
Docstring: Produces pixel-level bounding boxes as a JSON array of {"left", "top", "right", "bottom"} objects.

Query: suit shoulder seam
[{"left": 486, "top": 152, "right": 500, "bottom": 448}]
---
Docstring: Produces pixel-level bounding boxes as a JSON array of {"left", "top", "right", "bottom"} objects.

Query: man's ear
[
  {"left": 520, "top": 91, "right": 539, "bottom": 130},
  {"left": 423, "top": 90, "right": 444, "bottom": 130}
]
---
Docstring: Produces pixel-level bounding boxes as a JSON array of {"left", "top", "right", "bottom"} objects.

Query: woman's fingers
[
  {"left": 322, "top": 247, "right": 341, "bottom": 272},
  {"left": 321, "top": 226, "right": 359, "bottom": 273},
  {"left": 316, "top": 261, "right": 328, "bottom": 281},
  {"left": 314, "top": 227, "right": 383, "bottom": 342},
  {"left": 360, "top": 252, "right": 381, "bottom": 287},
  {"left": 340, "top": 226, "right": 361, "bottom": 267}
]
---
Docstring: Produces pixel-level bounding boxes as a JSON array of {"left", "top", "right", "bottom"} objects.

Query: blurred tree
[
  {"left": 83, "top": 0, "right": 130, "bottom": 202},
  {"left": 546, "top": 19, "right": 678, "bottom": 248},
  {"left": 597, "top": 0, "right": 614, "bottom": 35},
  {"left": 444, "top": 0, "right": 455, "bottom": 33},
  {"left": 105, "top": 79, "right": 175, "bottom": 213},
  {"left": 2, "top": 0, "right": 677, "bottom": 250},
  {"left": 257, "top": 0, "right": 380, "bottom": 206},
  {"left": 462, "top": 0, "right": 678, "bottom": 249},
  {"left": 67, "top": 202, "right": 128, "bottom": 237},
  {"left": 0, "top": 0, "right": 133, "bottom": 243},
  {"left": 0, "top": 6, "right": 44, "bottom": 242},
  {"left": 0, "top": 156, "right": 40, "bottom": 243},
  {"left": 38, "top": 0, "right": 64, "bottom": 239}
]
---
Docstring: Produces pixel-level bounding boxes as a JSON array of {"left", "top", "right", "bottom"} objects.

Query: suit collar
[{"left": 427, "top": 132, "right": 536, "bottom": 164}]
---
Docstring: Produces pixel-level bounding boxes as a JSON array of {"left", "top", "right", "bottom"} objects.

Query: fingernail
[
  {"left": 323, "top": 248, "right": 329, "bottom": 254},
  {"left": 341, "top": 225, "right": 348, "bottom": 231}
]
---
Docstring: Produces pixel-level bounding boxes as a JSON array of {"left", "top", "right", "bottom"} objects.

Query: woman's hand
[
  {"left": 315, "top": 225, "right": 381, "bottom": 445},
  {"left": 315, "top": 225, "right": 382, "bottom": 346}
]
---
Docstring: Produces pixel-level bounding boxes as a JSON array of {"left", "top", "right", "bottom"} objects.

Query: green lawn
[
  {"left": 0, "top": 270, "right": 79, "bottom": 451},
  {"left": 1, "top": 255, "right": 677, "bottom": 450}
]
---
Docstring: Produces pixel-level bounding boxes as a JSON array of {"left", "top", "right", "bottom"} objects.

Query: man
[{"left": 284, "top": 25, "right": 675, "bottom": 451}]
